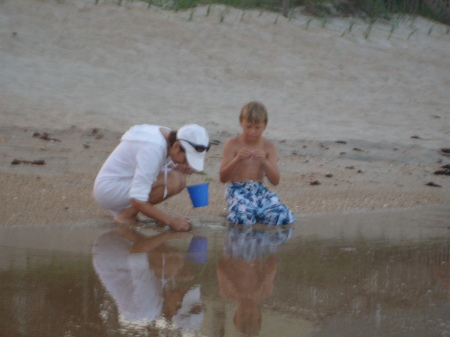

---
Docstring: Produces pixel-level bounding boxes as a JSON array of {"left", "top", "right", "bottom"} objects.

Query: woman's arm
[
  {"left": 131, "top": 199, "right": 191, "bottom": 231},
  {"left": 129, "top": 231, "right": 190, "bottom": 253}
]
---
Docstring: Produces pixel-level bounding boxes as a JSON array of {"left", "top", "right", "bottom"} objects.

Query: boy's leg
[
  {"left": 257, "top": 190, "right": 296, "bottom": 225},
  {"left": 226, "top": 184, "right": 257, "bottom": 225},
  {"left": 227, "top": 198, "right": 257, "bottom": 225},
  {"left": 260, "top": 202, "right": 296, "bottom": 225}
]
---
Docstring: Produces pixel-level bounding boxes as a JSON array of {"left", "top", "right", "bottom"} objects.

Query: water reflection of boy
[
  {"left": 216, "top": 227, "right": 293, "bottom": 336},
  {"left": 92, "top": 227, "right": 205, "bottom": 329}
]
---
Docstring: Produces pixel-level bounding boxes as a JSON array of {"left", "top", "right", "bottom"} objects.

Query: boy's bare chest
[{"left": 238, "top": 156, "right": 265, "bottom": 180}]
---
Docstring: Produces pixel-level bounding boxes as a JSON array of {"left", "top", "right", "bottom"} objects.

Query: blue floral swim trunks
[{"left": 225, "top": 181, "right": 296, "bottom": 225}]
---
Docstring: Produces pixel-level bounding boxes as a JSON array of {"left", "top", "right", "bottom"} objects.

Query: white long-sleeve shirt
[{"left": 93, "top": 125, "right": 173, "bottom": 215}]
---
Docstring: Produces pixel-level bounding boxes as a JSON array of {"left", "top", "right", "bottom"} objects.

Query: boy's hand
[
  {"left": 237, "top": 148, "right": 254, "bottom": 160},
  {"left": 238, "top": 148, "right": 266, "bottom": 164},
  {"left": 252, "top": 150, "right": 266, "bottom": 164}
]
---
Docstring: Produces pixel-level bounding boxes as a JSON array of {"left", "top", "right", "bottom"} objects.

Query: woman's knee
[{"left": 168, "top": 170, "right": 186, "bottom": 195}]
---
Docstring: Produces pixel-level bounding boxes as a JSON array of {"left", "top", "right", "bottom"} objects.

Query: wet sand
[{"left": 1, "top": 125, "right": 449, "bottom": 227}]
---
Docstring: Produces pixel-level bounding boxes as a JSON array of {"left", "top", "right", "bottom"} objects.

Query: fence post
[{"left": 282, "top": 0, "right": 290, "bottom": 18}]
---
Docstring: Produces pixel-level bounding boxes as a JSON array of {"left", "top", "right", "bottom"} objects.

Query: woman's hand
[
  {"left": 167, "top": 216, "right": 192, "bottom": 231},
  {"left": 130, "top": 200, "right": 192, "bottom": 232}
]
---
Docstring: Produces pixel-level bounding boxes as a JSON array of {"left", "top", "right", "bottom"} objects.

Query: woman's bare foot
[
  {"left": 114, "top": 207, "right": 139, "bottom": 225},
  {"left": 113, "top": 216, "right": 138, "bottom": 226}
]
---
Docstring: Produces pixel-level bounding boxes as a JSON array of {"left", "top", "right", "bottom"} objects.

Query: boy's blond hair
[{"left": 239, "top": 101, "right": 268, "bottom": 124}]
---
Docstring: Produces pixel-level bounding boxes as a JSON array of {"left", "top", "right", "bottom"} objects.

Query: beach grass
[
  {"left": 364, "top": 19, "right": 375, "bottom": 39},
  {"left": 341, "top": 18, "right": 356, "bottom": 36},
  {"left": 94, "top": 0, "right": 448, "bottom": 26}
]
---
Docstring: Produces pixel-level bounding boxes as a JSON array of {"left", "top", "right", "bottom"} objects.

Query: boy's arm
[
  {"left": 258, "top": 141, "right": 280, "bottom": 185},
  {"left": 219, "top": 139, "right": 244, "bottom": 183}
]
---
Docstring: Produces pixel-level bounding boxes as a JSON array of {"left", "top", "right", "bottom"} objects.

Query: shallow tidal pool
[{"left": 0, "top": 205, "right": 449, "bottom": 337}]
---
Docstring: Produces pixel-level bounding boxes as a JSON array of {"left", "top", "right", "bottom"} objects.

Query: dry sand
[{"left": 1, "top": 0, "right": 449, "bottom": 227}]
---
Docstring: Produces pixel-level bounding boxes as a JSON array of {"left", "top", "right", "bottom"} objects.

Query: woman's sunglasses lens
[
  {"left": 195, "top": 146, "right": 209, "bottom": 152},
  {"left": 178, "top": 139, "right": 210, "bottom": 153}
]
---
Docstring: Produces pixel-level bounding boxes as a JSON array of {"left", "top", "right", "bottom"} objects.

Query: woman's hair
[
  {"left": 168, "top": 130, "right": 177, "bottom": 147},
  {"left": 239, "top": 101, "right": 268, "bottom": 124}
]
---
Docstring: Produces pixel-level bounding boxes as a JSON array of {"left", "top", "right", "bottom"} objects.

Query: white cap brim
[
  {"left": 180, "top": 140, "right": 206, "bottom": 172},
  {"left": 172, "top": 285, "right": 204, "bottom": 331}
]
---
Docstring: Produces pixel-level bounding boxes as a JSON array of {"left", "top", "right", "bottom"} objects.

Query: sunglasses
[{"left": 177, "top": 139, "right": 210, "bottom": 153}]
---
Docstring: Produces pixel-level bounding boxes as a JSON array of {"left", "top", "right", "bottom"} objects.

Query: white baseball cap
[
  {"left": 177, "top": 124, "right": 210, "bottom": 172},
  {"left": 172, "top": 285, "right": 205, "bottom": 331}
]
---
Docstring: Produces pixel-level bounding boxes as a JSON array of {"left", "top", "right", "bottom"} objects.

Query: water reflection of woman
[
  {"left": 216, "top": 227, "right": 293, "bottom": 336},
  {"left": 92, "top": 226, "right": 205, "bottom": 330}
]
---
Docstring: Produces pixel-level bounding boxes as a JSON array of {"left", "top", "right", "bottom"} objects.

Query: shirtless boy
[{"left": 219, "top": 101, "right": 296, "bottom": 225}]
